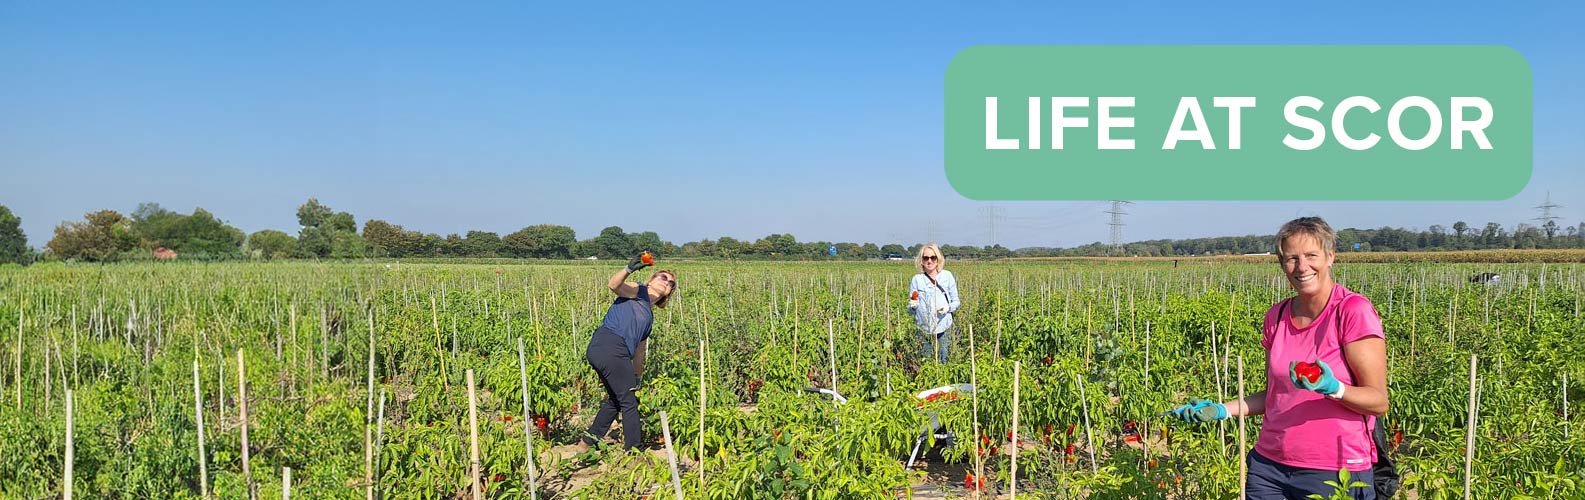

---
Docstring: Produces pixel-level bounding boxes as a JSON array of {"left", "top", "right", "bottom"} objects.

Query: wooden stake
[
  {"left": 1078, "top": 373, "right": 1097, "bottom": 475},
  {"left": 194, "top": 360, "right": 209, "bottom": 499},
  {"left": 467, "top": 369, "right": 481, "bottom": 500},
  {"left": 969, "top": 324, "right": 981, "bottom": 500},
  {"left": 827, "top": 318, "right": 836, "bottom": 391},
  {"left": 1010, "top": 361, "right": 1021, "bottom": 498},
  {"left": 282, "top": 467, "right": 291, "bottom": 500},
  {"left": 65, "top": 389, "right": 74, "bottom": 500},
  {"left": 1464, "top": 354, "right": 1478, "bottom": 500},
  {"left": 1238, "top": 356, "right": 1247, "bottom": 498},
  {"left": 239, "top": 349, "right": 255, "bottom": 500},
  {"left": 516, "top": 337, "right": 538, "bottom": 500},
  {"left": 698, "top": 333, "right": 706, "bottom": 494},
  {"left": 660, "top": 411, "right": 684, "bottom": 500},
  {"left": 365, "top": 313, "right": 376, "bottom": 500}
]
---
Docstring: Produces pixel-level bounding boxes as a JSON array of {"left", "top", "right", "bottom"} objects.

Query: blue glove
[
  {"left": 1167, "top": 399, "right": 1227, "bottom": 423},
  {"left": 1289, "top": 360, "right": 1342, "bottom": 396}
]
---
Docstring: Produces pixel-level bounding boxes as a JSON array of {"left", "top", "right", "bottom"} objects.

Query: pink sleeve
[{"left": 1339, "top": 295, "right": 1385, "bottom": 344}]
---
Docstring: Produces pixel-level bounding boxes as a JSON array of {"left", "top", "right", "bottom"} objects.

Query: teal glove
[
  {"left": 1289, "top": 360, "right": 1342, "bottom": 396},
  {"left": 1167, "top": 399, "right": 1227, "bottom": 423}
]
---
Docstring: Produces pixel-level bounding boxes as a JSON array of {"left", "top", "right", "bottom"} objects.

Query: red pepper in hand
[
  {"left": 640, "top": 251, "right": 654, "bottom": 265},
  {"left": 1294, "top": 361, "right": 1323, "bottom": 384}
]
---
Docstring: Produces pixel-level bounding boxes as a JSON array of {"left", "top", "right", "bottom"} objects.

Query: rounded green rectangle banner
[{"left": 944, "top": 45, "right": 1533, "bottom": 200}]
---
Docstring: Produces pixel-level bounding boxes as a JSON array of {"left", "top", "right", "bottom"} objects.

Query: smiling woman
[{"left": 1170, "top": 216, "right": 1394, "bottom": 499}]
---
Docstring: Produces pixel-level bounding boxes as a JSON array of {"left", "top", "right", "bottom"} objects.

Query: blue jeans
[
  {"left": 918, "top": 325, "right": 954, "bottom": 363},
  {"left": 1247, "top": 450, "right": 1375, "bottom": 500}
]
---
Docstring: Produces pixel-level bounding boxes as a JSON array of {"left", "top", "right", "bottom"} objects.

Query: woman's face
[
  {"left": 921, "top": 249, "right": 941, "bottom": 272},
  {"left": 1280, "top": 234, "right": 1334, "bottom": 296},
  {"left": 647, "top": 272, "right": 676, "bottom": 297}
]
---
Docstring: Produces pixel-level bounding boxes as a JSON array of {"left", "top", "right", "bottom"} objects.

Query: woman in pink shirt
[{"left": 1168, "top": 217, "right": 1390, "bottom": 499}]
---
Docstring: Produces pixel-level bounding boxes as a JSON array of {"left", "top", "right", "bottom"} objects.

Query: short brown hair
[
  {"left": 1276, "top": 217, "right": 1337, "bottom": 258},
  {"left": 653, "top": 269, "right": 677, "bottom": 308}
]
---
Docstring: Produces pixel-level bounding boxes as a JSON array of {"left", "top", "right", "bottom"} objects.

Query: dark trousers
[
  {"left": 1247, "top": 450, "right": 1375, "bottom": 500},
  {"left": 582, "top": 330, "right": 643, "bottom": 449}
]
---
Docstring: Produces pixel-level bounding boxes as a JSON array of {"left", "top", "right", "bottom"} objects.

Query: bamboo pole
[
  {"left": 1464, "top": 354, "right": 1478, "bottom": 500},
  {"left": 65, "top": 389, "right": 74, "bottom": 500},
  {"left": 827, "top": 318, "right": 836, "bottom": 391},
  {"left": 375, "top": 388, "right": 386, "bottom": 498},
  {"left": 660, "top": 411, "right": 684, "bottom": 500},
  {"left": 697, "top": 333, "right": 706, "bottom": 494},
  {"left": 468, "top": 369, "right": 482, "bottom": 500},
  {"left": 516, "top": 337, "right": 538, "bottom": 500},
  {"left": 1010, "top": 361, "right": 1021, "bottom": 498},
  {"left": 282, "top": 467, "right": 291, "bottom": 500},
  {"left": 969, "top": 324, "right": 982, "bottom": 500},
  {"left": 239, "top": 349, "right": 255, "bottom": 500},
  {"left": 1238, "top": 356, "right": 1247, "bottom": 498},
  {"left": 16, "top": 308, "right": 23, "bottom": 410},
  {"left": 365, "top": 313, "right": 376, "bottom": 500},
  {"left": 1565, "top": 372, "right": 1570, "bottom": 440},
  {"left": 194, "top": 360, "right": 209, "bottom": 499},
  {"left": 1078, "top": 373, "right": 1097, "bottom": 475}
]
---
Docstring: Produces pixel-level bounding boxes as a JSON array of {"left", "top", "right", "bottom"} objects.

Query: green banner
[{"left": 944, "top": 45, "right": 1533, "bottom": 200}]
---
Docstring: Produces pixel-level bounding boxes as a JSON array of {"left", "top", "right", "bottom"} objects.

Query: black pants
[{"left": 582, "top": 330, "right": 643, "bottom": 449}]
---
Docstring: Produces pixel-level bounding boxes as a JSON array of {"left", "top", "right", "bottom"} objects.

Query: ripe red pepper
[
  {"left": 1065, "top": 443, "right": 1076, "bottom": 455},
  {"left": 911, "top": 291, "right": 919, "bottom": 300},
  {"left": 640, "top": 252, "right": 654, "bottom": 265},
  {"left": 1294, "top": 361, "right": 1323, "bottom": 384},
  {"left": 1067, "top": 422, "right": 1077, "bottom": 436},
  {"left": 964, "top": 473, "right": 986, "bottom": 490}
]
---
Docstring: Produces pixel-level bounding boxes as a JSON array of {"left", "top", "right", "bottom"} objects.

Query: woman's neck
[
  {"left": 1294, "top": 283, "right": 1334, "bottom": 318},
  {"left": 925, "top": 269, "right": 939, "bottom": 278}
]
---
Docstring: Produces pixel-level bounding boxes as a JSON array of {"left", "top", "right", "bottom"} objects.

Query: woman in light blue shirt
[{"left": 908, "top": 243, "right": 961, "bottom": 363}]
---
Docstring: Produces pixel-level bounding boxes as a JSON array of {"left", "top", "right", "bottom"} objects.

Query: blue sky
[{"left": 3, "top": 1, "right": 1581, "bottom": 250}]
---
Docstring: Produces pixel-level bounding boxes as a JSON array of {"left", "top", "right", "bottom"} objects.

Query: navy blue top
[{"left": 596, "top": 284, "right": 654, "bottom": 357}]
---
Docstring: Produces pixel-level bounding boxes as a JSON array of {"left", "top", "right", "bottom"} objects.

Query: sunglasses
[
  {"left": 923, "top": 255, "right": 939, "bottom": 261},
  {"left": 655, "top": 275, "right": 677, "bottom": 289}
]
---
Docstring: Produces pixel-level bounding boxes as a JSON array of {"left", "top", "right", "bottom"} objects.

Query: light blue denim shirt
[{"left": 909, "top": 270, "right": 960, "bottom": 334}]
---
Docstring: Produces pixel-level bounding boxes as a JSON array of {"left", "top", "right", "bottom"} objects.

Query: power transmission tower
[
  {"left": 1534, "top": 191, "right": 1563, "bottom": 237},
  {"left": 1105, "top": 200, "right": 1131, "bottom": 256},
  {"left": 981, "top": 203, "right": 1005, "bottom": 247}
]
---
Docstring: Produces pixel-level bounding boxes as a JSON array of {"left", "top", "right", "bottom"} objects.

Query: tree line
[{"left": 0, "top": 199, "right": 1582, "bottom": 265}]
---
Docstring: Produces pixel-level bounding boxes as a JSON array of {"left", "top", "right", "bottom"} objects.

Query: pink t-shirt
[{"left": 1256, "top": 284, "right": 1384, "bottom": 471}]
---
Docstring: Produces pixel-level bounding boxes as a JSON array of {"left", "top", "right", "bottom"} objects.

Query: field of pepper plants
[{"left": 0, "top": 259, "right": 1581, "bottom": 499}]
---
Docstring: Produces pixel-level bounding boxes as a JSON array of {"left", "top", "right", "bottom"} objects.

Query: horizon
[{"left": 4, "top": 2, "right": 1581, "bottom": 249}]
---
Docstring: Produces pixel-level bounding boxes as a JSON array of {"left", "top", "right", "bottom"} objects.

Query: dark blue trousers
[{"left": 1247, "top": 450, "right": 1375, "bottom": 500}]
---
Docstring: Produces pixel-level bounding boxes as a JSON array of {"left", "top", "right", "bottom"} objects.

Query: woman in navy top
[{"left": 579, "top": 252, "right": 677, "bottom": 450}]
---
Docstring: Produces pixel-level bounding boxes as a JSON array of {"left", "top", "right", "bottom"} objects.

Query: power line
[{"left": 1534, "top": 191, "right": 1563, "bottom": 224}]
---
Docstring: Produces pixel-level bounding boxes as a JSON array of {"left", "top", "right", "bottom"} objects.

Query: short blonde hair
[
  {"left": 914, "top": 243, "right": 945, "bottom": 273},
  {"left": 1276, "top": 217, "right": 1337, "bottom": 258}
]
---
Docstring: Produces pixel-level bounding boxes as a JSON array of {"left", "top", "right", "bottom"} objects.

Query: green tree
[
  {"left": 295, "top": 198, "right": 363, "bottom": 258},
  {"left": 246, "top": 230, "right": 297, "bottom": 259},
  {"left": 47, "top": 210, "right": 139, "bottom": 261},
  {"left": 461, "top": 231, "right": 503, "bottom": 257},
  {"left": 362, "top": 219, "right": 405, "bottom": 257},
  {"left": 591, "top": 226, "right": 633, "bottom": 259},
  {"left": 0, "top": 205, "right": 27, "bottom": 265},
  {"left": 503, "top": 225, "right": 577, "bottom": 258}
]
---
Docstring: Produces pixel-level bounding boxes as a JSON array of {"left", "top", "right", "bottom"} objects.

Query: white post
[
  {"left": 194, "top": 360, "right": 209, "bottom": 499},
  {"left": 1010, "top": 361, "right": 1021, "bottom": 499},
  {"left": 660, "top": 411, "right": 684, "bottom": 500},
  {"left": 516, "top": 337, "right": 538, "bottom": 500},
  {"left": 65, "top": 389, "right": 74, "bottom": 500},
  {"left": 1464, "top": 354, "right": 1479, "bottom": 500},
  {"left": 467, "top": 369, "right": 481, "bottom": 500},
  {"left": 282, "top": 467, "right": 291, "bottom": 500},
  {"left": 1078, "top": 374, "right": 1097, "bottom": 475},
  {"left": 239, "top": 349, "right": 255, "bottom": 500}
]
